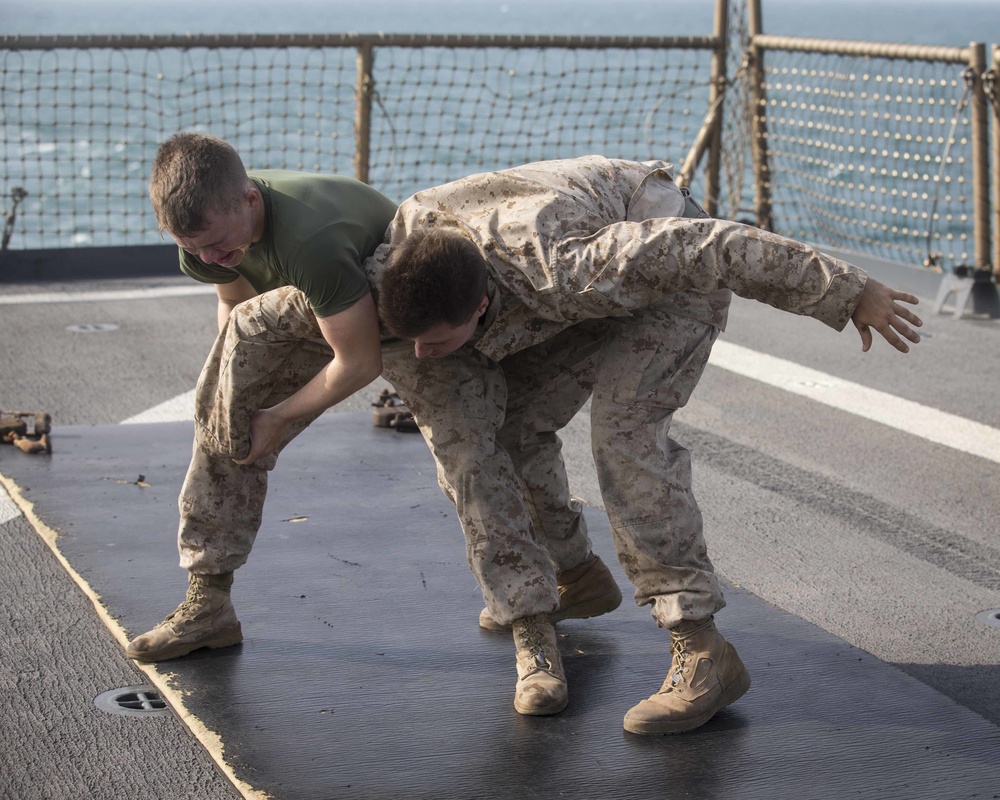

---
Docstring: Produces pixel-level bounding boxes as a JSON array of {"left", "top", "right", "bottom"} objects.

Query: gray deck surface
[{"left": 3, "top": 413, "right": 999, "bottom": 800}]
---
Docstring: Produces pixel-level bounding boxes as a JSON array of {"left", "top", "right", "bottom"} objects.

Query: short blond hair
[{"left": 149, "top": 132, "right": 251, "bottom": 236}]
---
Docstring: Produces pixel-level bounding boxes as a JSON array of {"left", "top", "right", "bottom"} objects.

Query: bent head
[
  {"left": 379, "top": 228, "right": 489, "bottom": 359},
  {"left": 149, "top": 132, "right": 261, "bottom": 266}
]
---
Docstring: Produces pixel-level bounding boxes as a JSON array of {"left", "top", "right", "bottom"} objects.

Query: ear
[
  {"left": 245, "top": 184, "right": 266, "bottom": 241},
  {"left": 475, "top": 294, "right": 489, "bottom": 318}
]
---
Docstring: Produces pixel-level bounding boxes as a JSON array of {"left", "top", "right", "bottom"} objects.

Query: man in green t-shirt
[{"left": 126, "top": 133, "right": 397, "bottom": 662}]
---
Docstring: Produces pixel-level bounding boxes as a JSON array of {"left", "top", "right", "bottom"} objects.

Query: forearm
[
  {"left": 217, "top": 300, "right": 236, "bottom": 332},
  {"left": 266, "top": 357, "right": 379, "bottom": 424},
  {"left": 561, "top": 218, "right": 867, "bottom": 330},
  {"left": 691, "top": 220, "right": 867, "bottom": 329},
  {"left": 227, "top": 290, "right": 383, "bottom": 467},
  {"left": 215, "top": 275, "right": 258, "bottom": 332}
]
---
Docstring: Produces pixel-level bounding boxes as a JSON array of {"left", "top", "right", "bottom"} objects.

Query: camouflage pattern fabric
[
  {"left": 369, "top": 156, "right": 867, "bottom": 627},
  {"left": 178, "top": 286, "right": 330, "bottom": 573},
  {"left": 178, "top": 156, "right": 867, "bottom": 631},
  {"left": 380, "top": 310, "right": 722, "bottom": 626}
]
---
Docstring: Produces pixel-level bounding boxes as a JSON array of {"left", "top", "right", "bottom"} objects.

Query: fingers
[
  {"left": 855, "top": 320, "right": 873, "bottom": 353},
  {"left": 860, "top": 312, "right": 912, "bottom": 353},
  {"left": 856, "top": 316, "right": 913, "bottom": 353},
  {"left": 894, "top": 319, "right": 922, "bottom": 345},
  {"left": 881, "top": 327, "right": 910, "bottom": 354},
  {"left": 233, "top": 410, "right": 285, "bottom": 465},
  {"left": 853, "top": 282, "right": 924, "bottom": 353},
  {"left": 892, "top": 296, "right": 922, "bottom": 319},
  {"left": 893, "top": 308, "right": 923, "bottom": 332},
  {"left": 887, "top": 307, "right": 921, "bottom": 348},
  {"left": 233, "top": 420, "right": 263, "bottom": 465},
  {"left": 887, "top": 299, "right": 922, "bottom": 350},
  {"left": 891, "top": 291, "right": 920, "bottom": 307},
  {"left": 233, "top": 434, "right": 269, "bottom": 465}
]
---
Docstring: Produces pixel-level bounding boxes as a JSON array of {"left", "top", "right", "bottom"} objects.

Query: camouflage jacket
[{"left": 369, "top": 155, "right": 867, "bottom": 362}]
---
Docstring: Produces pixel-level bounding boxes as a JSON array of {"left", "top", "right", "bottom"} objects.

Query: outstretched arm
[
  {"left": 850, "top": 277, "right": 922, "bottom": 353},
  {"left": 550, "top": 218, "right": 922, "bottom": 341}
]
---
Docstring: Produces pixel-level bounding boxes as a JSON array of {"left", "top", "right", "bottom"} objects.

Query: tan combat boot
[
  {"left": 623, "top": 617, "right": 750, "bottom": 734},
  {"left": 126, "top": 572, "right": 243, "bottom": 662},
  {"left": 512, "top": 614, "right": 568, "bottom": 716},
  {"left": 479, "top": 554, "right": 622, "bottom": 631}
]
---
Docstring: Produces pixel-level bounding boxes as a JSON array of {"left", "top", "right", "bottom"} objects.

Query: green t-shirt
[{"left": 179, "top": 170, "right": 397, "bottom": 317}]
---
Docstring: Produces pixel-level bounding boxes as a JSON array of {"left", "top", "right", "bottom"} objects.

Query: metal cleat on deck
[
  {"left": 0, "top": 409, "right": 53, "bottom": 454},
  {"left": 932, "top": 265, "right": 997, "bottom": 320},
  {"left": 371, "top": 389, "right": 419, "bottom": 433}
]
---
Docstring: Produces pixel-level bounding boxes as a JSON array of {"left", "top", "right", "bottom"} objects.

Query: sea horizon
[{"left": 2, "top": 0, "right": 997, "bottom": 47}]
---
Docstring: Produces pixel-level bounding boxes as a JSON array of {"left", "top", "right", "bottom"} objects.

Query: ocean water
[
  {"left": 1, "top": 0, "right": 996, "bottom": 258},
  {"left": 2, "top": 0, "right": 997, "bottom": 45}
]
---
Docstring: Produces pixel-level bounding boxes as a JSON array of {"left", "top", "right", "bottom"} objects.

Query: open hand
[{"left": 851, "top": 278, "right": 922, "bottom": 353}]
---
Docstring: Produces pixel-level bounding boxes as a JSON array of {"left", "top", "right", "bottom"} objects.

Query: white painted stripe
[
  {"left": 120, "top": 389, "right": 196, "bottom": 424},
  {"left": 0, "top": 484, "right": 21, "bottom": 524},
  {"left": 0, "top": 284, "right": 215, "bottom": 305},
  {"left": 709, "top": 340, "right": 1000, "bottom": 464},
  {"left": 115, "top": 340, "right": 1000, "bottom": 465}
]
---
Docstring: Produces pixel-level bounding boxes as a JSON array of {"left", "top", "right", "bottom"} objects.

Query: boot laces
[
  {"left": 163, "top": 579, "right": 209, "bottom": 624},
  {"left": 666, "top": 636, "right": 691, "bottom": 690},
  {"left": 665, "top": 619, "right": 714, "bottom": 692},
  {"left": 517, "top": 617, "right": 554, "bottom": 674}
]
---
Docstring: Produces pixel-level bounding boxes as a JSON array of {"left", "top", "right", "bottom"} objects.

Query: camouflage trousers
[
  {"left": 382, "top": 305, "right": 725, "bottom": 629},
  {"left": 177, "top": 287, "right": 332, "bottom": 574},
  {"left": 178, "top": 284, "right": 725, "bottom": 630}
]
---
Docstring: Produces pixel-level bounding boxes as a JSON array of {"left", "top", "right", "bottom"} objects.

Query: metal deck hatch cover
[
  {"left": 94, "top": 685, "right": 170, "bottom": 717},
  {"left": 975, "top": 609, "right": 1000, "bottom": 629}
]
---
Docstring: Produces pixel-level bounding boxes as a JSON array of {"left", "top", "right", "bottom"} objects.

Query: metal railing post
[
  {"left": 354, "top": 43, "right": 374, "bottom": 185},
  {"left": 703, "top": 0, "right": 729, "bottom": 216},
  {"left": 991, "top": 44, "right": 1000, "bottom": 277},
  {"left": 676, "top": 0, "right": 727, "bottom": 199},
  {"left": 969, "top": 42, "right": 990, "bottom": 271},
  {"left": 747, "top": 0, "right": 773, "bottom": 231}
]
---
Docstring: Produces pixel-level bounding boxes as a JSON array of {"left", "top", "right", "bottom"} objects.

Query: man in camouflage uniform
[{"left": 370, "top": 155, "right": 922, "bottom": 731}]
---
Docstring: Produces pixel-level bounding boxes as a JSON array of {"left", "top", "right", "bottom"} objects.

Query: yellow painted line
[{"left": 0, "top": 472, "right": 271, "bottom": 800}]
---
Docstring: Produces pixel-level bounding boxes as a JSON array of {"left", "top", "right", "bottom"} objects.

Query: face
[
  {"left": 171, "top": 189, "right": 261, "bottom": 268},
  {"left": 412, "top": 296, "right": 489, "bottom": 359}
]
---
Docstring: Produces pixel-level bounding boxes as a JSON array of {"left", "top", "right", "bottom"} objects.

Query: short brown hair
[
  {"left": 378, "top": 228, "right": 489, "bottom": 339},
  {"left": 148, "top": 132, "right": 250, "bottom": 236}
]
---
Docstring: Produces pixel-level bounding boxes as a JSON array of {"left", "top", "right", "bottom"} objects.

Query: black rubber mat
[{"left": 3, "top": 414, "right": 999, "bottom": 800}]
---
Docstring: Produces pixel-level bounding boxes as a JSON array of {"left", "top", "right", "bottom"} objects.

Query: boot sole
[
  {"left": 127, "top": 623, "right": 244, "bottom": 663},
  {"left": 480, "top": 587, "right": 624, "bottom": 632},
  {"left": 622, "top": 666, "right": 751, "bottom": 735}
]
